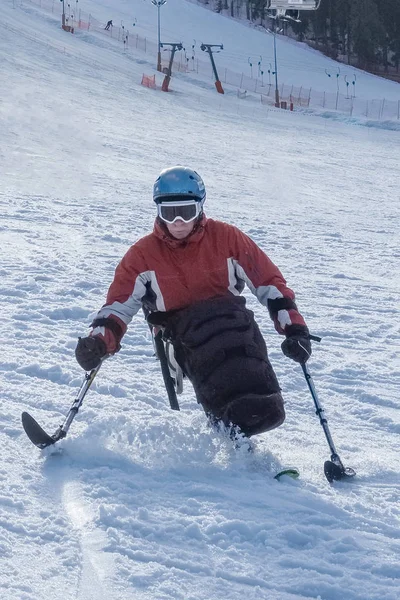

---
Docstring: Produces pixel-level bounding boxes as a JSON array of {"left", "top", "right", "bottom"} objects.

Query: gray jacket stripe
[
  {"left": 230, "top": 259, "right": 292, "bottom": 329},
  {"left": 227, "top": 258, "right": 241, "bottom": 296},
  {"left": 149, "top": 271, "right": 166, "bottom": 311},
  {"left": 95, "top": 270, "right": 165, "bottom": 325}
]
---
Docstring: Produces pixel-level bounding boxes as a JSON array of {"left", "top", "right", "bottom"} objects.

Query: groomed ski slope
[{"left": 1, "top": 1, "right": 400, "bottom": 599}]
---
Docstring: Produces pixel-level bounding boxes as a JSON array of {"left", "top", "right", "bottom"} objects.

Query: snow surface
[{"left": 1, "top": 1, "right": 400, "bottom": 599}]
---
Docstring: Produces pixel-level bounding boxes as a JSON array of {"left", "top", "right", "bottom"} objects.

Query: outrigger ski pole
[
  {"left": 301, "top": 360, "right": 356, "bottom": 483},
  {"left": 21, "top": 361, "right": 103, "bottom": 449}
]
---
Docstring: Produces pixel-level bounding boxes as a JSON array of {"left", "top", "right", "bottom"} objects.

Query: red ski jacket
[{"left": 91, "top": 216, "right": 307, "bottom": 353}]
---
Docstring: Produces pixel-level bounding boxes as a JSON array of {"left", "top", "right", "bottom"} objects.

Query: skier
[
  {"left": 104, "top": 20, "right": 113, "bottom": 31},
  {"left": 75, "top": 166, "right": 311, "bottom": 438}
]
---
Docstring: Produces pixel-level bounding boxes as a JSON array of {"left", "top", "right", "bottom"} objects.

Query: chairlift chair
[{"left": 267, "top": 0, "right": 321, "bottom": 20}]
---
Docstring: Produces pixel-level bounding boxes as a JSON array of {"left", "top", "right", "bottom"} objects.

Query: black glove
[
  {"left": 281, "top": 325, "right": 312, "bottom": 364},
  {"left": 75, "top": 336, "right": 107, "bottom": 371}
]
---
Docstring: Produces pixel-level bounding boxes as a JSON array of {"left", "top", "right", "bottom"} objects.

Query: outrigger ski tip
[
  {"left": 21, "top": 412, "right": 57, "bottom": 449},
  {"left": 21, "top": 364, "right": 102, "bottom": 450},
  {"left": 324, "top": 460, "right": 356, "bottom": 483}
]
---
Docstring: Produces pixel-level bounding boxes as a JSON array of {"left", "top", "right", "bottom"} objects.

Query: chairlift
[{"left": 267, "top": 0, "right": 321, "bottom": 20}]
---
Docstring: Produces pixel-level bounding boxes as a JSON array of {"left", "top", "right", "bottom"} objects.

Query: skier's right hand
[{"left": 75, "top": 336, "right": 107, "bottom": 371}]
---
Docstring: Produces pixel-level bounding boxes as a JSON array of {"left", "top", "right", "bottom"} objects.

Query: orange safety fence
[{"left": 141, "top": 74, "right": 157, "bottom": 89}]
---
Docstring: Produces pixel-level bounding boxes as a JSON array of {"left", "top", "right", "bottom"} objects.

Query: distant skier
[
  {"left": 104, "top": 20, "right": 113, "bottom": 31},
  {"left": 75, "top": 166, "right": 311, "bottom": 439}
]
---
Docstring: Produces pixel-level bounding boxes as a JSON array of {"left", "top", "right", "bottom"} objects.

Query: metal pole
[
  {"left": 301, "top": 362, "right": 356, "bottom": 482},
  {"left": 157, "top": 4, "right": 162, "bottom": 71},
  {"left": 55, "top": 363, "right": 102, "bottom": 439},
  {"left": 273, "top": 25, "right": 279, "bottom": 107},
  {"left": 301, "top": 363, "right": 340, "bottom": 461}
]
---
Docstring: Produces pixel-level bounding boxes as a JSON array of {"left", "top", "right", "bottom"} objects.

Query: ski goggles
[{"left": 157, "top": 200, "right": 202, "bottom": 224}]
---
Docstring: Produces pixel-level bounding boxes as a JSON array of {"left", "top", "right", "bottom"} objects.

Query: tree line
[{"left": 209, "top": 0, "right": 400, "bottom": 76}]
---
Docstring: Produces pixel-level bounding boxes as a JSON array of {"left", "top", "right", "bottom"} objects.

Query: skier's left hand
[{"left": 281, "top": 325, "right": 312, "bottom": 363}]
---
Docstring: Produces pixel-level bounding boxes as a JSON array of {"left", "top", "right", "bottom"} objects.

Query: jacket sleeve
[
  {"left": 228, "top": 224, "right": 307, "bottom": 334},
  {"left": 89, "top": 245, "right": 149, "bottom": 353}
]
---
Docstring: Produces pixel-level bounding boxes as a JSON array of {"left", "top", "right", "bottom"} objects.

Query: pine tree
[
  {"left": 350, "top": 0, "right": 385, "bottom": 68},
  {"left": 377, "top": 0, "right": 400, "bottom": 71}
]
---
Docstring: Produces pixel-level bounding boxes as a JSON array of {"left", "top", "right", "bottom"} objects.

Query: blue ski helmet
[{"left": 153, "top": 166, "right": 206, "bottom": 204}]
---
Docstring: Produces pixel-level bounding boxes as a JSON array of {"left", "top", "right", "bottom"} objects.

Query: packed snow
[{"left": 0, "top": 1, "right": 399, "bottom": 599}]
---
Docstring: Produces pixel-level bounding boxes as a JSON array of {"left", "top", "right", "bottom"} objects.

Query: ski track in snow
[
  {"left": 1, "top": 0, "right": 400, "bottom": 599},
  {"left": 62, "top": 477, "right": 118, "bottom": 599}
]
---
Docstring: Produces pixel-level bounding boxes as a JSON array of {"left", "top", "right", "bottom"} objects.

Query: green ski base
[{"left": 274, "top": 468, "right": 300, "bottom": 481}]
